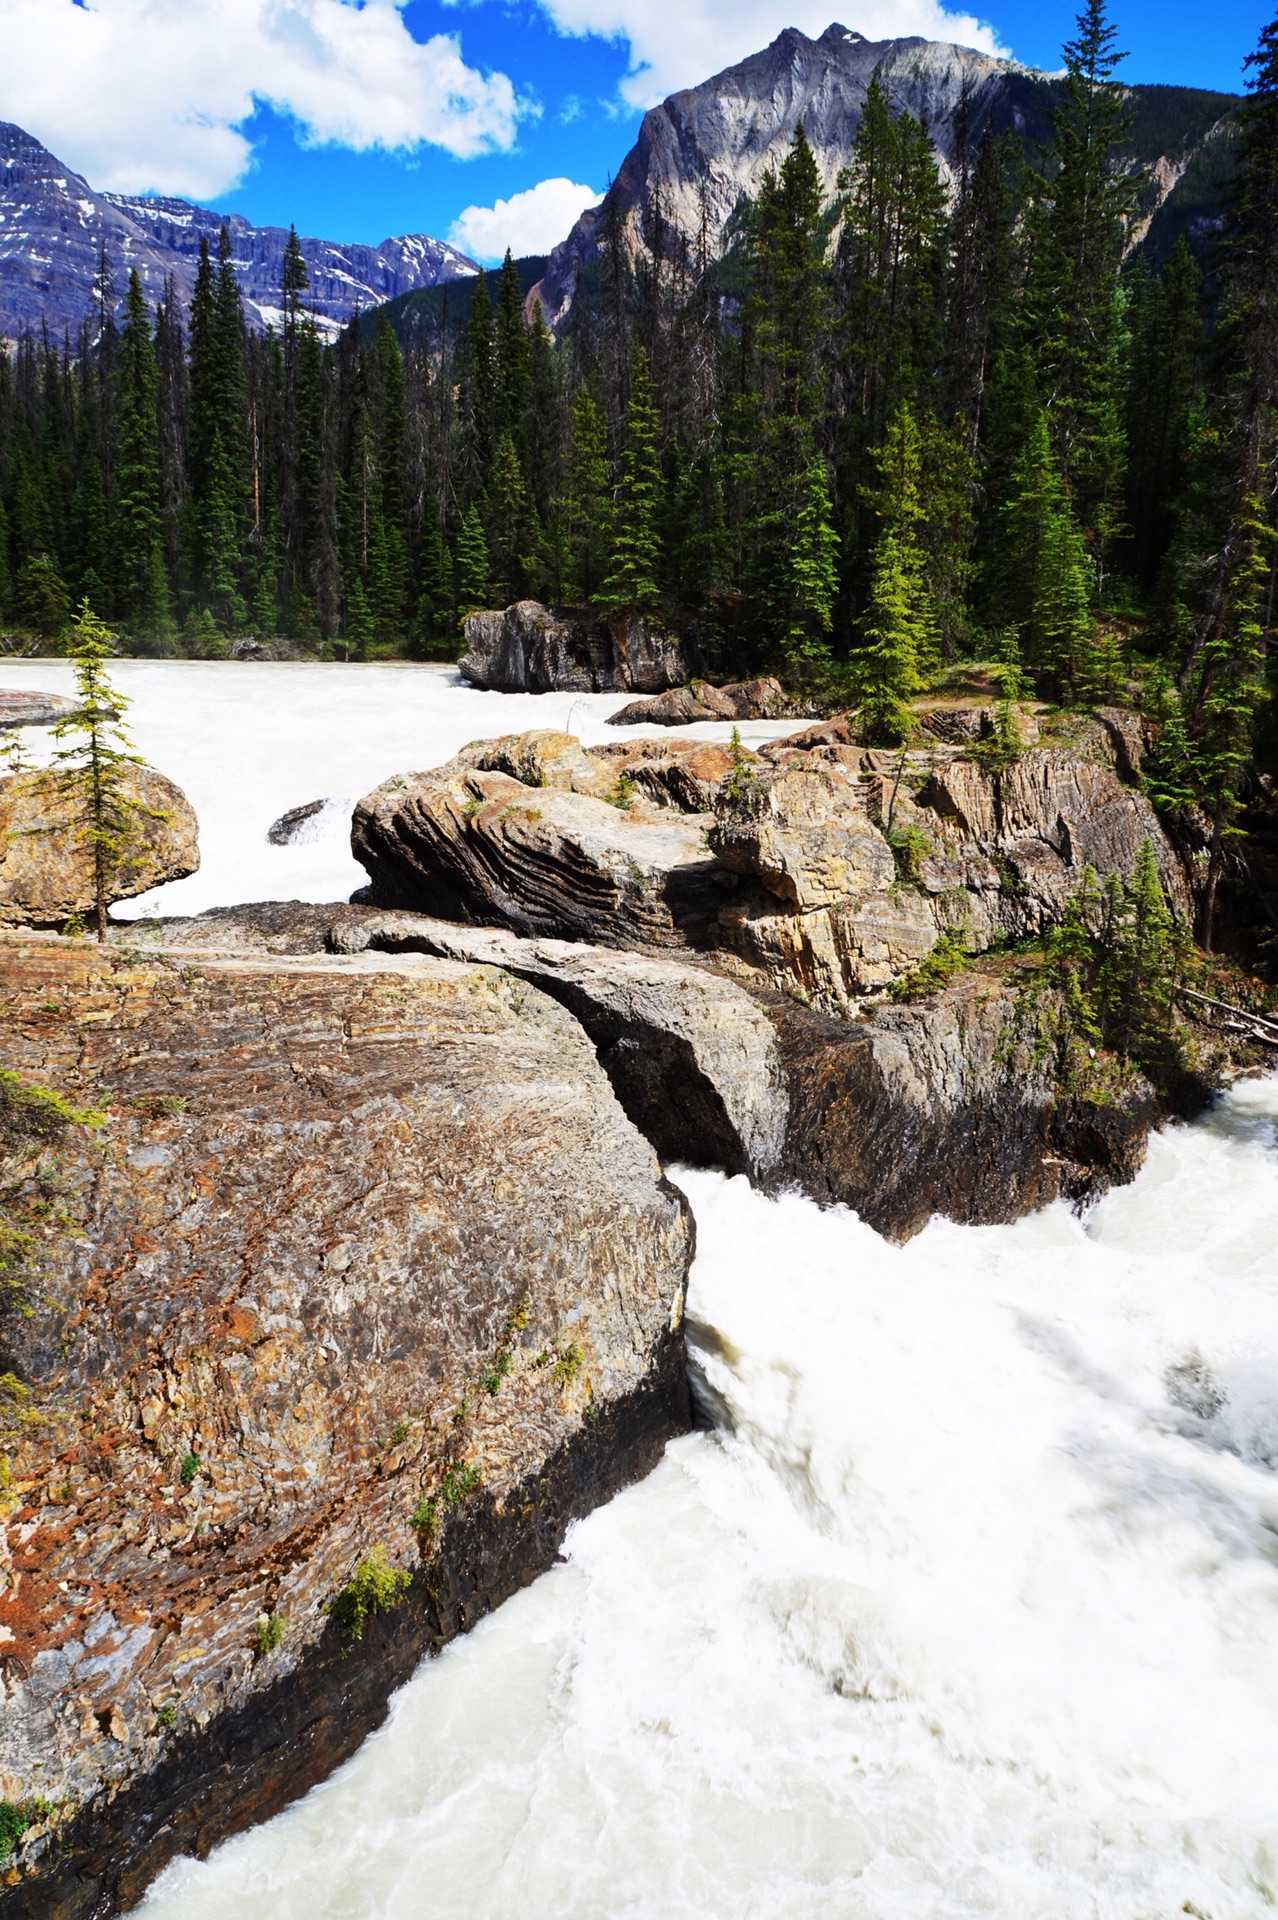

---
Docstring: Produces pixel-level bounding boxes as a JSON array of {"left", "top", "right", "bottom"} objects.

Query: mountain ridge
[
  {"left": 529, "top": 22, "right": 1239, "bottom": 331},
  {"left": 0, "top": 119, "right": 477, "bottom": 342}
]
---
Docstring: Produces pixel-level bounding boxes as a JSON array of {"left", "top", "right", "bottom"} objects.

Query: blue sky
[{"left": 0, "top": 0, "right": 1269, "bottom": 262}]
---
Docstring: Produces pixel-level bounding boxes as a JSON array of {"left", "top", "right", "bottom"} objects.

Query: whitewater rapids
[{"left": 5, "top": 660, "right": 1277, "bottom": 1919}]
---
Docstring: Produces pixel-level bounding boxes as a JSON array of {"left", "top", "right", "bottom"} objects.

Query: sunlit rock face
[
  {"left": 531, "top": 25, "right": 1238, "bottom": 333},
  {"left": 0, "top": 933, "right": 690, "bottom": 1914},
  {"left": 0, "top": 764, "right": 199, "bottom": 927}
]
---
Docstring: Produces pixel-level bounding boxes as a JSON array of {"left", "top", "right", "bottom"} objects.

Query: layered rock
[
  {"left": 0, "top": 692, "right": 76, "bottom": 731},
  {"left": 0, "top": 765, "right": 199, "bottom": 927},
  {"left": 458, "top": 601, "right": 697, "bottom": 694},
  {"left": 352, "top": 717, "right": 1195, "bottom": 1009},
  {"left": 608, "top": 677, "right": 793, "bottom": 726},
  {"left": 0, "top": 933, "right": 691, "bottom": 1915}
]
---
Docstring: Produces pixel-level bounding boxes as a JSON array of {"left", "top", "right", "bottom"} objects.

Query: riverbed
[{"left": 7, "top": 659, "right": 1278, "bottom": 1919}]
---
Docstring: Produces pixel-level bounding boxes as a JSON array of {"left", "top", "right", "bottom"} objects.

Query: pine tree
[
  {"left": 1023, "top": 0, "right": 1134, "bottom": 557},
  {"left": 1124, "top": 239, "right": 1204, "bottom": 592},
  {"left": 462, "top": 268, "right": 497, "bottom": 492},
  {"left": 850, "top": 405, "right": 933, "bottom": 740},
  {"left": 560, "top": 386, "right": 612, "bottom": 602},
  {"left": 487, "top": 432, "right": 530, "bottom": 605},
  {"left": 454, "top": 503, "right": 491, "bottom": 614},
  {"left": 599, "top": 345, "right": 662, "bottom": 607},
  {"left": 113, "top": 271, "right": 168, "bottom": 632},
  {"left": 46, "top": 602, "right": 151, "bottom": 940},
  {"left": 785, "top": 456, "right": 839, "bottom": 678},
  {"left": 992, "top": 410, "right": 1095, "bottom": 686}
]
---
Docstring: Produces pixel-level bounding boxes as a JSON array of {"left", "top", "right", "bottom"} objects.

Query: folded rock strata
[
  {"left": 0, "top": 766, "right": 199, "bottom": 928},
  {"left": 459, "top": 600, "right": 696, "bottom": 694},
  {"left": 352, "top": 716, "right": 1197, "bottom": 1010},
  {"left": 0, "top": 934, "right": 691, "bottom": 1916}
]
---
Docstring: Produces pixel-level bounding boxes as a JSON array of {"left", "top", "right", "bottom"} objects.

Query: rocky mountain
[
  {"left": 0, "top": 119, "right": 476, "bottom": 343},
  {"left": 530, "top": 23, "right": 1239, "bottom": 331}
]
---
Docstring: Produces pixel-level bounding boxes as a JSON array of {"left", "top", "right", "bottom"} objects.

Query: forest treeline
[{"left": 0, "top": 4, "right": 1274, "bottom": 823}]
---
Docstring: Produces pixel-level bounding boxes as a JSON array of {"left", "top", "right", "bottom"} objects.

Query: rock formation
[
  {"left": 351, "top": 715, "right": 1196, "bottom": 1007},
  {"left": 608, "top": 678, "right": 794, "bottom": 726},
  {"left": 458, "top": 601, "right": 697, "bottom": 694},
  {"left": 0, "top": 120, "right": 476, "bottom": 343},
  {"left": 531, "top": 25, "right": 1238, "bottom": 334},
  {"left": 0, "top": 766, "right": 199, "bottom": 927},
  {"left": 0, "top": 933, "right": 691, "bottom": 1914},
  {"left": 0, "top": 692, "right": 76, "bottom": 731}
]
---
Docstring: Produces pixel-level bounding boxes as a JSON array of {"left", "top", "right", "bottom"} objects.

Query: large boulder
[
  {"left": 0, "top": 689, "right": 76, "bottom": 730},
  {"left": 0, "top": 764, "right": 199, "bottom": 927},
  {"left": 351, "top": 753, "right": 734, "bottom": 949},
  {"left": 459, "top": 600, "right": 697, "bottom": 694},
  {"left": 0, "top": 932, "right": 691, "bottom": 1915},
  {"left": 607, "top": 676, "right": 793, "bottom": 727}
]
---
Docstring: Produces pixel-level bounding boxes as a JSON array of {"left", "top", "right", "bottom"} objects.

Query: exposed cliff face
[
  {"left": 0, "top": 120, "right": 475, "bottom": 342},
  {"left": 0, "top": 766, "right": 199, "bottom": 927},
  {"left": 0, "top": 934, "right": 691, "bottom": 1914},
  {"left": 531, "top": 24, "right": 1238, "bottom": 332},
  {"left": 459, "top": 601, "right": 698, "bottom": 695}
]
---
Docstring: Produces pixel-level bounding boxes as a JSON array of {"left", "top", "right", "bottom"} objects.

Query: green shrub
[
  {"left": 411, "top": 1460, "right": 483, "bottom": 1538},
  {"left": 884, "top": 821, "right": 933, "bottom": 886},
  {"left": 156, "top": 1702, "right": 178, "bottom": 1730},
  {"left": 328, "top": 1547, "right": 412, "bottom": 1647},
  {"left": 252, "top": 1613, "right": 286, "bottom": 1656},
  {"left": 887, "top": 931, "right": 968, "bottom": 1002},
  {"left": 0, "top": 1797, "right": 54, "bottom": 1860},
  {"left": 179, "top": 1451, "right": 201, "bottom": 1487}
]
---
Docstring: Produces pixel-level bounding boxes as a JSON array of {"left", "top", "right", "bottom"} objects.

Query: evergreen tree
[
  {"left": 993, "top": 411, "right": 1095, "bottom": 686},
  {"left": 46, "top": 602, "right": 149, "bottom": 940},
  {"left": 599, "top": 345, "right": 662, "bottom": 607},
  {"left": 112, "top": 271, "right": 168, "bottom": 631},
  {"left": 1023, "top": 0, "right": 1134, "bottom": 557},
  {"left": 487, "top": 431, "right": 530, "bottom": 605},
  {"left": 559, "top": 386, "right": 612, "bottom": 602},
  {"left": 495, "top": 251, "right": 532, "bottom": 459},
  {"left": 454, "top": 503, "right": 491, "bottom": 613},
  {"left": 850, "top": 404, "right": 933, "bottom": 739},
  {"left": 785, "top": 455, "right": 840, "bottom": 676}
]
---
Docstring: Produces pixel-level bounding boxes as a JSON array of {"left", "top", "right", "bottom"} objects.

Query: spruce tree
[
  {"left": 495, "top": 250, "right": 532, "bottom": 459},
  {"left": 850, "top": 404, "right": 933, "bottom": 740},
  {"left": 113, "top": 271, "right": 168, "bottom": 632},
  {"left": 599, "top": 345, "right": 662, "bottom": 607},
  {"left": 560, "top": 387, "right": 612, "bottom": 602},
  {"left": 1023, "top": 0, "right": 1134, "bottom": 557},
  {"left": 487, "top": 432, "right": 530, "bottom": 605},
  {"left": 454, "top": 503, "right": 491, "bottom": 614}
]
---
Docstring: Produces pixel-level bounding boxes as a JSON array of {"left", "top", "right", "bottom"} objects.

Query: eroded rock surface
[
  {"left": 353, "top": 718, "right": 1196, "bottom": 1009},
  {"left": 608, "top": 677, "right": 794, "bottom": 727},
  {"left": 0, "top": 766, "right": 199, "bottom": 928},
  {"left": 0, "top": 691, "right": 76, "bottom": 730},
  {"left": 459, "top": 601, "right": 696, "bottom": 694},
  {"left": 0, "top": 935, "right": 691, "bottom": 1915}
]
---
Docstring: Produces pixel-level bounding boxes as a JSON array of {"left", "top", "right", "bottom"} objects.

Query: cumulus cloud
[
  {"left": 449, "top": 177, "right": 602, "bottom": 261},
  {"left": 0, "top": 0, "right": 525, "bottom": 199},
  {"left": 525, "top": 0, "right": 1007, "bottom": 108}
]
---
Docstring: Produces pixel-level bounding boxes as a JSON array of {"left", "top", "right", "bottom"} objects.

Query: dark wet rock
[
  {"left": 267, "top": 799, "right": 328, "bottom": 845},
  {"left": 458, "top": 601, "right": 697, "bottom": 694}
]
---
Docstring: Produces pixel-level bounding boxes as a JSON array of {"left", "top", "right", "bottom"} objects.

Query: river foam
[{"left": 6, "top": 659, "right": 1275, "bottom": 1917}]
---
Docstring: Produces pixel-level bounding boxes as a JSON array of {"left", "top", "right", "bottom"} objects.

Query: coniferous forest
[{"left": 0, "top": 1, "right": 1275, "bottom": 927}]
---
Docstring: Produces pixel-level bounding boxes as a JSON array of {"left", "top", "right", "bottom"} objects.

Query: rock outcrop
[
  {"left": 608, "top": 677, "right": 793, "bottom": 727},
  {"left": 531, "top": 25, "right": 1237, "bottom": 334},
  {"left": 0, "top": 765, "right": 199, "bottom": 927},
  {"left": 0, "top": 933, "right": 691, "bottom": 1915},
  {"left": 459, "top": 601, "right": 697, "bottom": 694},
  {"left": 352, "top": 717, "right": 1196, "bottom": 1009},
  {"left": 0, "top": 692, "right": 76, "bottom": 730}
]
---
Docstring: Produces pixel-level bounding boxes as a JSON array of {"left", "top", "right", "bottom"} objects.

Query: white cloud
[
  {"left": 525, "top": 1, "right": 1007, "bottom": 109},
  {"left": 449, "top": 177, "right": 602, "bottom": 261},
  {"left": 0, "top": 0, "right": 525, "bottom": 200}
]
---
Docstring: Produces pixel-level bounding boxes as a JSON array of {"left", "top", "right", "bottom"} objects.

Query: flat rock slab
[
  {"left": 0, "top": 933, "right": 691, "bottom": 1915},
  {"left": 0, "top": 689, "right": 76, "bottom": 729}
]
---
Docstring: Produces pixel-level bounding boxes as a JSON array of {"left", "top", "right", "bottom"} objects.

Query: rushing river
[{"left": 6, "top": 660, "right": 1278, "bottom": 1919}]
